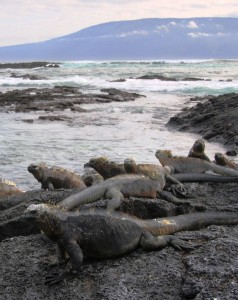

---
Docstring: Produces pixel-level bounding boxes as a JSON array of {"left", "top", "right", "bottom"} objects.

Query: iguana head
[
  {"left": 124, "top": 158, "right": 137, "bottom": 173},
  {"left": 28, "top": 162, "right": 46, "bottom": 181},
  {"left": 84, "top": 157, "right": 108, "bottom": 171},
  {"left": 24, "top": 204, "right": 63, "bottom": 237},
  {"left": 214, "top": 153, "right": 226, "bottom": 165},
  {"left": 155, "top": 150, "right": 173, "bottom": 162},
  {"left": 192, "top": 139, "right": 205, "bottom": 153}
]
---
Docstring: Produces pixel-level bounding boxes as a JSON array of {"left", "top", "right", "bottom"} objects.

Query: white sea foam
[{"left": 0, "top": 60, "right": 237, "bottom": 189}]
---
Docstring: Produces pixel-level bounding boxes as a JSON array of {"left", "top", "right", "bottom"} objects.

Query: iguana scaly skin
[
  {"left": 123, "top": 157, "right": 238, "bottom": 200},
  {"left": 214, "top": 153, "right": 238, "bottom": 170},
  {"left": 28, "top": 162, "right": 86, "bottom": 191},
  {"left": 0, "top": 178, "right": 24, "bottom": 197},
  {"left": 123, "top": 158, "right": 191, "bottom": 198},
  {"left": 58, "top": 174, "right": 190, "bottom": 211},
  {"left": 123, "top": 158, "right": 238, "bottom": 192},
  {"left": 124, "top": 158, "right": 166, "bottom": 182},
  {"left": 25, "top": 203, "right": 238, "bottom": 285},
  {"left": 155, "top": 150, "right": 238, "bottom": 177},
  {"left": 84, "top": 157, "right": 126, "bottom": 179},
  {"left": 188, "top": 139, "right": 211, "bottom": 161},
  {"left": 124, "top": 157, "right": 184, "bottom": 185}
]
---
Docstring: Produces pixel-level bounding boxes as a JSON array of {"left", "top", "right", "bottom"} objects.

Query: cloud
[
  {"left": 0, "top": 0, "right": 238, "bottom": 46},
  {"left": 155, "top": 25, "right": 169, "bottom": 33},
  {"left": 188, "top": 32, "right": 230, "bottom": 38},
  {"left": 187, "top": 21, "right": 199, "bottom": 29},
  {"left": 188, "top": 32, "right": 212, "bottom": 38},
  {"left": 118, "top": 30, "right": 148, "bottom": 38}
]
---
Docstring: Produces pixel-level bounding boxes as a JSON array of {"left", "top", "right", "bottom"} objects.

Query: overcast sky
[{"left": 1, "top": 0, "right": 237, "bottom": 47}]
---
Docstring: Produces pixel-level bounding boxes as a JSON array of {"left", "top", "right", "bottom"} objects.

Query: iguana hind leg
[
  {"left": 105, "top": 187, "right": 124, "bottom": 210},
  {"left": 168, "top": 184, "right": 192, "bottom": 199},
  {"left": 140, "top": 231, "right": 196, "bottom": 251},
  {"left": 158, "top": 190, "right": 191, "bottom": 205}
]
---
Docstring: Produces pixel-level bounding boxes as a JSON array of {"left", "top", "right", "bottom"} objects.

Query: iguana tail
[
  {"left": 173, "top": 173, "right": 238, "bottom": 182},
  {"left": 58, "top": 185, "right": 106, "bottom": 210},
  {"left": 143, "top": 211, "right": 238, "bottom": 236}
]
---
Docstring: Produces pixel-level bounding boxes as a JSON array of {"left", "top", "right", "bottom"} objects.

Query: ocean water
[{"left": 0, "top": 59, "right": 238, "bottom": 190}]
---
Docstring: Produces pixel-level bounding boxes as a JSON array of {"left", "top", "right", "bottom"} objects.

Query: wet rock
[
  {"left": 167, "top": 93, "right": 238, "bottom": 149},
  {"left": 136, "top": 74, "right": 209, "bottom": 81},
  {"left": 10, "top": 73, "right": 45, "bottom": 80},
  {"left": 108, "top": 78, "right": 126, "bottom": 82},
  {"left": 21, "top": 119, "right": 34, "bottom": 123},
  {"left": 137, "top": 74, "right": 177, "bottom": 81},
  {"left": 0, "top": 87, "right": 145, "bottom": 113},
  {"left": 226, "top": 150, "right": 237, "bottom": 156},
  {"left": 38, "top": 115, "right": 72, "bottom": 122},
  {"left": 0, "top": 62, "right": 60, "bottom": 69}
]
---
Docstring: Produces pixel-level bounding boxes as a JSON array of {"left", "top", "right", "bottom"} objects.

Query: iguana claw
[
  {"left": 169, "top": 236, "right": 200, "bottom": 251},
  {"left": 42, "top": 258, "right": 66, "bottom": 271},
  {"left": 170, "top": 184, "right": 192, "bottom": 199},
  {"left": 45, "top": 270, "right": 78, "bottom": 285}
]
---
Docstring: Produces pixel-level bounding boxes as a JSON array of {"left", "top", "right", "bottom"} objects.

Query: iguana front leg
[
  {"left": 45, "top": 239, "right": 83, "bottom": 285},
  {"left": 44, "top": 242, "right": 66, "bottom": 270},
  {"left": 140, "top": 231, "right": 196, "bottom": 251},
  {"left": 41, "top": 181, "right": 54, "bottom": 191}
]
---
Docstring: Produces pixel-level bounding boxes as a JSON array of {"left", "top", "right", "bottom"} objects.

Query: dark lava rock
[
  {"left": 0, "top": 182, "right": 237, "bottom": 299},
  {"left": 0, "top": 62, "right": 60, "bottom": 69},
  {"left": 0, "top": 87, "right": 145, "bottom": 113},
  {"left": 38, "top": 115, "right": 72, "bottom": 122},
  {"left": 137, "top": 74, "right": 177, "bottom": 81},
  {"left": 167, "top": 93, "right": 238, "bottom": 149},
  {"left": 226, "top": 150, "right": 237, "bottom": 156},
  {"left": 108, "top": 78, "right": 127, "bottom": 82},
  {"left": 10, "top": 73, "right": 46, "bottom": 80},
  {"left": 136, "top": 74, "right": 209, "bottom": 81}
]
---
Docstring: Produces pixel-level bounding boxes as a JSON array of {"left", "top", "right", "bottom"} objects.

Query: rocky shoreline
[
  {"left": 167, "top": 93, "right": 238, "bottom": 155},
  {"left": 0, "top": 86, "right": 145, "bottom": 114},
  {"left": 0, "top": 91, "right": 238, "bottom": 299},
  {"left": 0, "top": 61, "right": 60, "bottom": 69}
]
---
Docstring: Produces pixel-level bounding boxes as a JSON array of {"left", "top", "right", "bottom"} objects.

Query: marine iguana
[
  {"left": 58, "top": 168, "right": 238, "bottom": 211},
  {"left": 214, "top": 153, "right": 238, "bottom": 170},
  {"left": 28, "top": 162, "right": 86, "bottom": 191},
  {"left": 124, "top": 157, "right": 184, "bottom": 184},
  {"left": 82, "top": 169, "right": 104, "bottom": 187},
  {"left": 84, "top": 157, "right": 126, "bottom": 179},
  {"left": 123, "top": 158, "right": 190, "bottom": 198},
  {"left": 58, "top": 174, "right": 191, "bottom": 211},
  {"left": 188, "top": 139, "right": 211, "bottom": 161},
  {"left": 0, "top": 178, "right": 24, "bottom": 197},
  {"left": 24, "top": 203, "right": 238, "bottom": 285},
  {"left": 155, "top": 150, "right": 238, "bottom": 177}
]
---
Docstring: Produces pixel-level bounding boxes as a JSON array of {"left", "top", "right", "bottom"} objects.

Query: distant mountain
[{"left": 0, "top": 18, "right": 238, "bottom": 61}]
